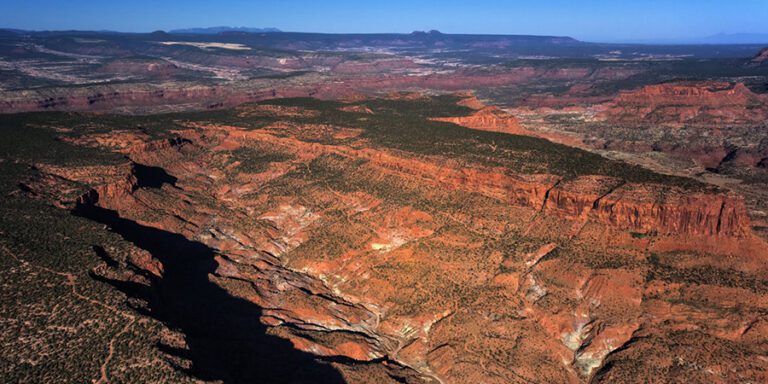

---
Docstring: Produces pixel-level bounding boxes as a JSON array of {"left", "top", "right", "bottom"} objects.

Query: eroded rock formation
[
  {"left": 431, "top": 106, "right": 525, "bottom": 135},
  {"left": 27, "top": 98, "right": 768, "bottom": 383},
  {"left": 597, "top": 81, "right": 768, "bottom": 126}
]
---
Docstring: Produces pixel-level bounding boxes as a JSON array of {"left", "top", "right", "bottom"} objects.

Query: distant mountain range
[
  {"left": 1, "top": 26, "right": 765, "bottom": 45},
  {"left": 694, "top": 33, "right": 768, "bottom": 44},
  {"left": 607, "top": 33, "right": 768, "bottom": 45},
  {"left": 168, "top": 26, "right": 282, "bottom": 34}
]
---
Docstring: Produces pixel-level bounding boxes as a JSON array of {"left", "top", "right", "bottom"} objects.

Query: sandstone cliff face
[
  {"left": 431, "top": 106, "right": 525, "bottom": 134},
  {"left": 543, "top": 176, "right": 623, "bottom": 220},
  {"left": 597, "top": 81, "right": 768, "bottom": 125},
  {"left": 591, "top": 184, "right": 750, "bottom": 237},
  {"left": 541, "top": 177, "right": 751, "bottom": 237},
  {"left": 430, "top": 98, "right": 753, "bottom": 238},
  {"left": 508, "top": 80, "right": 768, "bottom": 229}
]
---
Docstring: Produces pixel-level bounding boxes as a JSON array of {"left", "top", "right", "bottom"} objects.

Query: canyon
[
  {"left": 2, "top": 29, "right": 768, "bottom": 384},
  {"left": 5, "top": 95, "right": 766, "bottom": 383}
]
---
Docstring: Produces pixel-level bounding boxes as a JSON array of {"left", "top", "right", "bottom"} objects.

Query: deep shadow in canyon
[
  {"left": 74, "top": 201, "right": 347, "bottom": 384},
  {"left": 131, "top": 163, "right": 178, "bottom": 189}
]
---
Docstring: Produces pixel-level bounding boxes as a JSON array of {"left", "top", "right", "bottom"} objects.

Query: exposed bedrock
[
  {"left": 597, "top": 81, "right": 768, "bottom": 126},
  {"left": 24, "top": 99, "right": 765, "bottom": 383}
]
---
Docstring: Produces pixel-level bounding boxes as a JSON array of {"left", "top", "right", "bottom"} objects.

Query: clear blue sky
[{"left": 2, "top": 0, "right": 767, "bottom": 42}]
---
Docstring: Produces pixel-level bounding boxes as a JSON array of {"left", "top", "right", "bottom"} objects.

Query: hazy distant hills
[
  {"left": 695, "top": 33, "right": 768, "bottom": 44},
  {"left": 169, "top": 26, "right": 282, "bottom": 34},
  {"left": 2, "top": 26, "right": 765, "bottom": 45},
  {"left": 611, "top": 33, "right": 768, "bottom": 45}
]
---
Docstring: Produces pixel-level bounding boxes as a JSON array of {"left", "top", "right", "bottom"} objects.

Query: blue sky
[{"left": 2, "top": 0, "right": 767, "bottom": 42}]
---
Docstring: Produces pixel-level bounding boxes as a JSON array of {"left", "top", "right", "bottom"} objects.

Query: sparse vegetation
[
  {"left": 1, "top": 90, "right": 764, "bottom": 384},
  {"left": 0, "top": 121, "right": 194, "bottom": 383}
]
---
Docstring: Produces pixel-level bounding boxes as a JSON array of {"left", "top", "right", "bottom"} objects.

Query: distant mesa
[
  {"left": 169, "top": 26, "right": 282, "bottom": 34},
  {"left": 411, "top": 30, "right": 443, "bottom": 35},
  {"left": 699, "top": 32, "right": 768, "bottom": 44}
]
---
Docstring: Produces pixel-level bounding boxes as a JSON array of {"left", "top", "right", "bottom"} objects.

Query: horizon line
[{"left": 2, "top": 27, "right": 768, "bottom": 46}]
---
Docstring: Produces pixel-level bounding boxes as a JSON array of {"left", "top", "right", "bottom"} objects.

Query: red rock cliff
[
  {"left": 598, "top": 81, "right": 768, "bottom": 125},
  {"left": 431, "top": 106, "right": 525, "bottom": 134}
]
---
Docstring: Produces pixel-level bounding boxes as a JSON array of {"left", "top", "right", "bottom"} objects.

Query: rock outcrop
[
  {"left": 749, "top": 47, "right": 768, "bottom": 65},
  {"left": 431, "top": 106, "right": 525, "bottom": 135},
  {"left": 597, "top": 81, "right": 768, "bottom": 126},
  {"left": 592, "top": 183, "right": 750, "bottom": 237}
]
